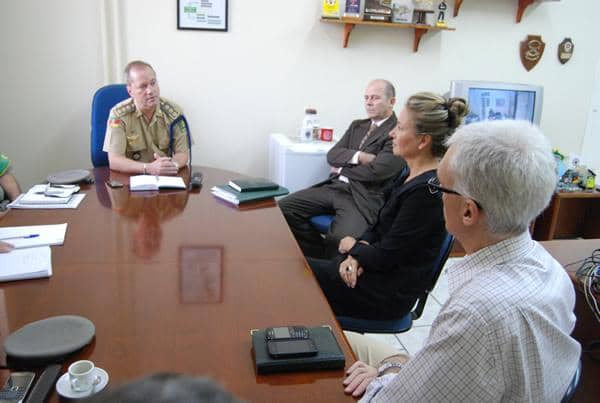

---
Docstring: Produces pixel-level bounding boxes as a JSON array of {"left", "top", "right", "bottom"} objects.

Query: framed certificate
[{"left": 177, "top": 0, "right": 228, "bottom": 32}]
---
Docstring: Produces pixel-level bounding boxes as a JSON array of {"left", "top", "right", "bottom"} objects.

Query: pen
[{"left": 0, "top": 234, "right": 40, "bottom": 241}]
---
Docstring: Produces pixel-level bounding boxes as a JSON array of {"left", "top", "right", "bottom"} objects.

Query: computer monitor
[{"left": 449, "top": 80, "right": 543, "bottom": 125}]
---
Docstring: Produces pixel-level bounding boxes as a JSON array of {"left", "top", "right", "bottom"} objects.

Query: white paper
[
  {"left": 17, "top": 184, "right": 81, "bottom": 205},
  {"left": 0, "top": 246, "right": 52, "bottom": 282},
  {"left": 0, "top": 223, "right": 68, "bottom": 249},
  {"left": 211, "top": 187, "right": 240, "bottom": 205},
  {"left": 9, "top": 193, "right": 85, "bottom": 209}
]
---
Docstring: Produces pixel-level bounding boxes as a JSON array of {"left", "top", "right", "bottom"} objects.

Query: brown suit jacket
[{"left": 320, "top": 113, "right": 406, "bottom": 225}]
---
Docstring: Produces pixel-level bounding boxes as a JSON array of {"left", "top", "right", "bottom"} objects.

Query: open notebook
[{"left": 129, "top": 175, "right": 186, "bottom": 191}]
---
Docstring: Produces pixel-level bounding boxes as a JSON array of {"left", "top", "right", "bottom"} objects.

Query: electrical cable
[{"left": 569, "top": 248, "right": 600, "bottom": 324}]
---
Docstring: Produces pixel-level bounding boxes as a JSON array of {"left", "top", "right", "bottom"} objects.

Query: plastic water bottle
[{"left": 300, "top": 108, "right": 319, "bottom": 142}]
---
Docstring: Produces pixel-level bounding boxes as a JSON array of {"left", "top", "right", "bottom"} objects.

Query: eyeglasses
[{"left": 427, "top": 177, "right": 483, "bottom": 209}]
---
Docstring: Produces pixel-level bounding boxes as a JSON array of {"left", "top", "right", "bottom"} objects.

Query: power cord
[{"left": 566, "top": 248, "right": 600, "bottom": 324}]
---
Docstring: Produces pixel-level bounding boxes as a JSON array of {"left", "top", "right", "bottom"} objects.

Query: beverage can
[{"left": 320, "top": 127, "right": 333, "bottom": 141}]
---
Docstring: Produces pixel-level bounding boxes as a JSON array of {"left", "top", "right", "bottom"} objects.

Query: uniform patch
[{"left": 109, "top": 118, "right": 122, "bottom": 128}]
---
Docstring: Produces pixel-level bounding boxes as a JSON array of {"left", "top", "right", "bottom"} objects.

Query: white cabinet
[{"left": 268, "top": 133, "right": 336, "bottom": 193}]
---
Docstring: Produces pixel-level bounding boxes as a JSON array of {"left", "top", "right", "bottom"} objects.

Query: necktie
[{"left": 358, "top": 122, "right": 377, "bottom": 150}]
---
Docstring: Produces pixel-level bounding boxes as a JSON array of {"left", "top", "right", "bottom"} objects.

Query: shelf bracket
[
  {"left": 516, "top": 0, "right": 535, "bottom": 23},
  {"left": 343, "top": 23, "right": 355, "bottom": 48},
  {"left": 453, "top": 0, "right": 463, "bottom": 17},
  {"left": 413, "top": 28, "right": 428, "bottom": 52}
]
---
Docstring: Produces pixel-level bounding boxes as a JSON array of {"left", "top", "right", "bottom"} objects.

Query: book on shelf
[
  {"left": 129, "top": 175, "right": 186, "bottom": 191},
  {"left": 251, "top": 325, "right": 345, "bottom": 374},
  {"left": 211, "top": 185, "right": 289, "bottom": 205},
  {"left": 228, "top": 178, "right": 279, "bottom": 192}
]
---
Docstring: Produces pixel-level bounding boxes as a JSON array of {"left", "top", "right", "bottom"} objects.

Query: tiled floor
[{"left": 361, "top": 258, "right": 457, "bottom": 356}]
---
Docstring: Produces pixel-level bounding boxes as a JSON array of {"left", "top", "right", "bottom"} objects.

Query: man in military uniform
[{"left": 103, "top": 60, "right": 190, "bottom": 175}]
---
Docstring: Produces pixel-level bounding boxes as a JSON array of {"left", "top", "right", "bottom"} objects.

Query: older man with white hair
[{"left": 343, "top": 120, "right": 581, "bottom": 402}]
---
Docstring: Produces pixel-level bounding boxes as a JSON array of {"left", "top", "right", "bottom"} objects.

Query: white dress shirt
[{"left": 361, "top": 232, "right": 581, "bottom": 403}]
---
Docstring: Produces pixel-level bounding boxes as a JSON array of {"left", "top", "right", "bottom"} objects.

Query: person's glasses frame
[{"left": 427, "top": 177, "right": 483, "bottom": 210}]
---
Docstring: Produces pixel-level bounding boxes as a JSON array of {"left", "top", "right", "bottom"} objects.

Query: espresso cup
[{"left": 68, "top": 360, "right": 96, "bottom": 392}]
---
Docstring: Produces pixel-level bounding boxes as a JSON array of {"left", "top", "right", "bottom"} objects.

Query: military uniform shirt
[{"left": 103, "top": 97, "right": 189, "bottom": 163}]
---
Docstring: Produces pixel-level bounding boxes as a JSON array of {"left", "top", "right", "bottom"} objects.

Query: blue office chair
[
  {"left": 336, "top": 232, "right": 455, "bottom": 333},
  {"left": 90, "top": 84, "right": 129, "bottom": 167},
  {"left": 560, "top": 359, "right": 582, "bottom": 403},
  {"left": 310, "top": 215, "right": 335, "bottom": 234}
]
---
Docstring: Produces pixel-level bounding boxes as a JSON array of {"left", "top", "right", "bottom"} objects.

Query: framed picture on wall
[{"left": 177, "top": 0, "right": 228, "bottom": 31}]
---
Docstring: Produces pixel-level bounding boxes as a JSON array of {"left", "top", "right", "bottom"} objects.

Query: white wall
[{"left": 1, "top": 0, "right": 599, "bottom": 188}]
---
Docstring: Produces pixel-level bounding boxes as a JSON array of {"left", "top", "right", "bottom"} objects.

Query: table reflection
[
  {"left": 100, "top": 182, "right": 188, "bottom": 259},
  {"left": 179, "top": 246, "right": 223, "bottom": 304}
]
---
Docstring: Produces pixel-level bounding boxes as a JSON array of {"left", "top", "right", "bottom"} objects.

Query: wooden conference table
[
  {"left": 540, "top": 239, "right": 600, "bottom": 403},
  {"left": 0, "top": 167, "right": 355, "bottom": 402}
]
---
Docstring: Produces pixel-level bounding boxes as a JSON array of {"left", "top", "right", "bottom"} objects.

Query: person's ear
[
  {"left": 389, "top": 96, "right": 397, "bottom": 107},
  {"left": 461, "top": 199, "right": 481, "bottom": 227},
  {"left": 418, "top": 134, "right": 432, "bottom": 150},
  {"left": 126, "top": 85, "right": 133, "bottom": 97}
]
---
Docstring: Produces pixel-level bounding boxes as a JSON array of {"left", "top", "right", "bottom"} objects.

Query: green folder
[{"left": 212, "top": 185, "right": 289, "bottom": 204}]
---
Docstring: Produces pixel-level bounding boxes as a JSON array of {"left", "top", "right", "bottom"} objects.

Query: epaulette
[
  {"left": 111, "top": 98, "right": 136, "bottom": 118},
  {"left": 160, "top": 98, "right": 182, "bottom": 121}
]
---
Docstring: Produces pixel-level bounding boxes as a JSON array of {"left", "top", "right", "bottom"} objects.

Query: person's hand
[
  {"left": 343, "top": 360, "right": 378, "bottom": 397},
  {"left": 358, "top": 152, "right": 376, "bottom": 165},
  {"left": 338, "top": 236, "right": 357, "bottom": 254},
  {"left": 0, "top": 241, "right": 14, "bottom": 253},
  {"left": 338, "top": 256, "right": 363, "bottom": 288},
  {"left": 148, "top": 154, "right": 178, "bottom": 176}
]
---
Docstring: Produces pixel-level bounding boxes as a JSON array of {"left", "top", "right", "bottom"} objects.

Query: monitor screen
[
  {"left": 466, "top": 88, "right": 537, "bottom": 124},
  {"left": 449, "top": 81, "right": 543, "bottom": 126}
]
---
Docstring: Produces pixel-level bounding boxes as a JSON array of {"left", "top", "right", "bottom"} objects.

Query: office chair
[
  {"left": 336, "top": 232, "right": 454, "bottom": 334},
  {"left": 560, "top": 359, "right": 582, "bottom": 403},
  {"left": 90, "top": 84, "right": 129, "bottom": 167},
  {"left": 309, "top": 215, "right": 335, "bottom": 234}
]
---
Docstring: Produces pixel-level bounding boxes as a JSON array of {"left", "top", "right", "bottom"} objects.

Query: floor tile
[
  {"left": 395, "top": 326, "right": 432, "bottom": 355},
  {"left": 430, "top": 258, "right": 457, "bottom": 304},
  {"left": 363, "top": 332, "right": 406, "bottom": 353},
  {"left": 411, "top": 297, "right": 441, "bottom": 327}
]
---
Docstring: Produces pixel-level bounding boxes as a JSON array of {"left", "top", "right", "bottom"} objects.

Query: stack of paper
[
  {"left": 9, "top": 185, "right": 85, "bottom": 209},
  {"left": 0, "top": 223, "right": 66, "bottom": 282},
  {"left": 0, "top": 247, "right": 52, "bottom": 282},
  {"left": 0, "top": 223, "right": 68, "bottom": 249}
]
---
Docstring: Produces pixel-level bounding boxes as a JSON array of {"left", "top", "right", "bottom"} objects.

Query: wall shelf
[
  {"left": 454, "top": 0, "right": 541, "bottom": 23},
  {"left": 321, "top": 17, "right": 455, "bottom": 53}
]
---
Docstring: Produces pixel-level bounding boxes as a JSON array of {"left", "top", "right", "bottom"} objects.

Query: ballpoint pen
[{"left": 0, "top": 234, "right": 40, "bottom": 241}]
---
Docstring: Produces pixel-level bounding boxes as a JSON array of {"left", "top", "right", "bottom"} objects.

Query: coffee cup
[{"left": 68, "top": 360, "right": 97, "bottom": 392}]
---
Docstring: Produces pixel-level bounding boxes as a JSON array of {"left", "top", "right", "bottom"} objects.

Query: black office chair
[{"left": 337, "top": 233, "right": 454, "bottom": 333}]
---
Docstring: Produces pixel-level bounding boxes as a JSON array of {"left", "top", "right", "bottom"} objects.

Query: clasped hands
[{"left": 146, "top": 153, "right": 179, "bottom": 176}]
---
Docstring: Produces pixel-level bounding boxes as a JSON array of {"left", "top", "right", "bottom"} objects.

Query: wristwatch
[{"left": 377, "top": 361, "right": 403, "bottom": 376}]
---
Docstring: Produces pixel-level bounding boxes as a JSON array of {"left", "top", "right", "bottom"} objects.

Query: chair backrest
[
  {"left": 411, "top": 232, "right": 454, "bottom": 320},
  {"left": 91, "top": 84, "right": 129, "bottom": 167},
  {"left": 336, "top": 232, "right": 454, "bottom": 333}
]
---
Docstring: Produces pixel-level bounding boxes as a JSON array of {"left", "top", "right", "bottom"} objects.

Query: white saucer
[{"left": 56, "top": 367, "right": 109, "bottom": 399}]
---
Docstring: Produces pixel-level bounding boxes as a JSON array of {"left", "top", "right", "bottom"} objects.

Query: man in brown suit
[{"left": 279, "top": 79, "right": 406, "bottom": 259}]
